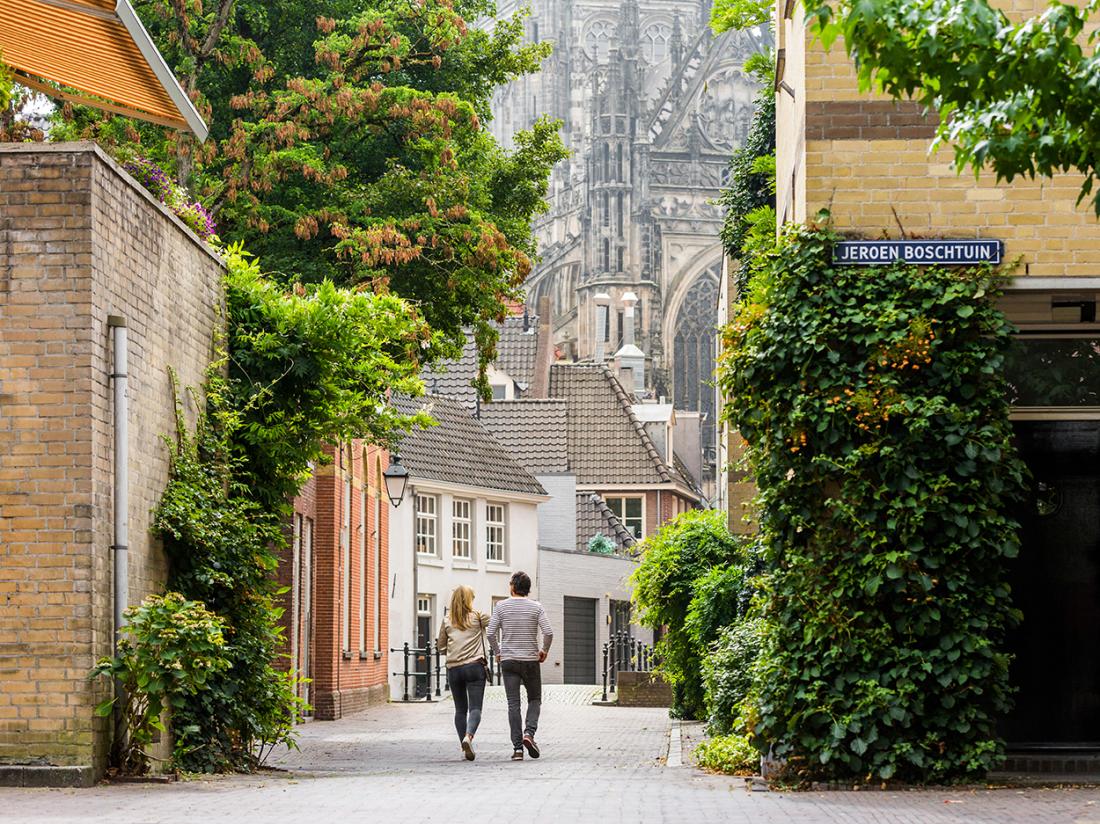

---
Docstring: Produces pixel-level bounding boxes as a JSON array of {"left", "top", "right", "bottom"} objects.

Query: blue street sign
[{"left": 833, "top": 239, "right": 1004, "bottom": 266}]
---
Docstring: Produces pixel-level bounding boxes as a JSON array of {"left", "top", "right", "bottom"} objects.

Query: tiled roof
[
  {"left": 422, "top": 337, "right": 480, "bottom": 408},
  {"left": 548, "top": 364, "right": 674, "bottom": 486},
  {"left": 495, "top": 315, "right": 539, "bottom": 390},
  {"left": 392, "top": 394, "right": 547, "bottom": 496},
  {"left": 421, "top": 316, "right": 539, "bottom": 408},
  {"left": 477, "top": 400, "right": 570, "bottom": 474},
  {"left": 576, "top": 492, "right": 637, "bottom": 553}
]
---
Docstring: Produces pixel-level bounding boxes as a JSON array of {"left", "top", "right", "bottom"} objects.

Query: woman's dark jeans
[{"left": 447, "top": 661, "right": 487, "bottom": 741}]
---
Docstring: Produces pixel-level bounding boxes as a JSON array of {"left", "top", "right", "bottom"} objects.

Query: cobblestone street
[{"left": 3, "top": 686, "right": 1100, "bottom": 823}]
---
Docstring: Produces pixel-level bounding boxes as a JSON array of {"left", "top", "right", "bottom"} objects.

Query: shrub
[
  {"left": 684, "top": 564, "right": 749, "bottom": 656},
  {"left": 719, "top": 220, "right": 1026, "bottom": 783},
  {"left": 90, "top": 593, "right": 230, "bottom": 775},
  {"left": 630, "top": 510, "right": 748, "bottom": 719},
  {"left": 588, "top": 533, "right": 616, "bottom": 555},
  {"left": 702, "top": 618, "right": 762, "bottom": 735},
  {"left": 124, "top": 157, "right": 218, "bottom": 241},
  {"left": 694, "top": 733, "right": 759, "bottom": 775}
]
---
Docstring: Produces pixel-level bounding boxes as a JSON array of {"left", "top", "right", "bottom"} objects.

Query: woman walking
[{"left": 437, "top": 586, "right": 491, "bottom": 761}]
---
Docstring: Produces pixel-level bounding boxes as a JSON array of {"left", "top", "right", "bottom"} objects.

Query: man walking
[{"left": 487, "top": 571, "right": 553, "bottom": 761}]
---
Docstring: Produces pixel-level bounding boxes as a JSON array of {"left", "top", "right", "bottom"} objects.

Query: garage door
[{"left": 563, "top": 596, "right": 597, "bottom": 684}]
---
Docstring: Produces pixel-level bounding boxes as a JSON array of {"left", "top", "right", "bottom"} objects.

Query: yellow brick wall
[
  {"left": 775, "top": 0, "right": 1100, "bottom": 278},
  {"left": 805, "top": 140, "right": 1100, "bottom": 277},
  {"left": 0, "top": 144, "right": 223, "bottom": 774}
]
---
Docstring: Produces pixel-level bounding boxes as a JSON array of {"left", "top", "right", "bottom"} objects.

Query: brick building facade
[
  {"left": 281, "top": 443, "right": 391, "bottom": 720},
  {"left": 767, "top": 1, "right": 1100, "bottom": 749},
  {"left": 0, "top": 143, "right": 223, "bottom": 780}
]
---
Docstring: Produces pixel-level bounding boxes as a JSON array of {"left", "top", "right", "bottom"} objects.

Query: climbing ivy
[
  {"left": 153, "top": 247, "right": 431, "bottom": 772},
  {"left": 718, "top": 220, "right": 1027, "bottom": 783},
  {"left": 717, "top": 62, "right": 775, "bottom": 263}
]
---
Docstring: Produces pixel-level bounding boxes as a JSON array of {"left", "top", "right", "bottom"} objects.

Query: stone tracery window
[
  {"left": 584, "top": 20, "right": 614, "bottom": 62},
  {"left": 673, "top": 269, "right": 720, "bottom": 459},
  {"left": 642, "top": 23, "right": 671, "bottom": 63}
]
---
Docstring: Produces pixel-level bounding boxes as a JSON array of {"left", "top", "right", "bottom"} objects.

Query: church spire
[
  {"left": 617, "top": 0, "right": 641, "bottom": 60},
  {"left": 670, "top": 14, "right": 684, "bottom": 68}
]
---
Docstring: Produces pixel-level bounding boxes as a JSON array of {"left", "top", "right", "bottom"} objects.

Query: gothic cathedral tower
[{"left": 489, "top": 0, "right": 767, "bottom": 475}]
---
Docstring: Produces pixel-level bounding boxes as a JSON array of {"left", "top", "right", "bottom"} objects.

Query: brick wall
[
  {"left": 0, "top": 143, "right": 223, "bottom": 775},
  {"left": 615, "top": 671, "right": 672, "bottom": 707},
  {"left": 777, "top": 0, "right": 1100, "bottom": 263},
  {"left": 283, "top": 443, "right": 390, "bottom": 720}
]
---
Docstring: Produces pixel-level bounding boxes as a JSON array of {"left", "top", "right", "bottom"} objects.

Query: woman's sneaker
[
  {"left": 461, "top": 735, "right": 475, "bottom": 761},
  {"left": 511, "top": 749, "right": 524, "bottom": 761},
  {"left": 522, "top": 735, "right": 540, "bottom": 759}
]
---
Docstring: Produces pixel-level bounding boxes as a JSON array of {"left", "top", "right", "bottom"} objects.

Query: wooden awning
[{"left": 0, "top": 0, "right": 208, "bottom": 139}]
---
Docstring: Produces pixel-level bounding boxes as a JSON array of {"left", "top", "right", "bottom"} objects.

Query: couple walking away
[{"left": 436, "top": 571, "right": 553, "bottom": 762}]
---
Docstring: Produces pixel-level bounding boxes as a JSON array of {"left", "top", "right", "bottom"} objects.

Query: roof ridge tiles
[{"left": 596, "top": 365, "right": 674, "bottom": 484}]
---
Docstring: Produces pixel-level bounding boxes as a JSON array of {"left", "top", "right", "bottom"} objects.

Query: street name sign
[{"left": 833, "top": 239, "right": 1004, "bottom": 266}]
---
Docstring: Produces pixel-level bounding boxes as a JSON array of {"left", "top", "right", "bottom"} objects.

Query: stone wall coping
[
  {"left": 0, "top": 141, "right": 224, "bottom": 266},
  {"left": 0, "top": 765, "right": 96, "bottom": 788},
  {"left": 538, "top": 545, "right": 640, "bottom": 564}
]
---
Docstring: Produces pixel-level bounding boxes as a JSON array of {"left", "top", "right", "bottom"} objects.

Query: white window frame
[
  {"left": 606, "top": 495, "right": 645, "bottom": 540},
  {"left": 452, "top": 498, "right": 472, "bottom": 560},
  {"left": 415, "top": 493, "right": 438, "bottom": 556},
  {"left": 485, "top": 502, "right": 507, "bottom": 563}
]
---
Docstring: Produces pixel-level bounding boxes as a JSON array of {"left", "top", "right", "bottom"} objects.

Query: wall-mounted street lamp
[{"left": 383, "top": 454, "right": 410, "bottom": 507}]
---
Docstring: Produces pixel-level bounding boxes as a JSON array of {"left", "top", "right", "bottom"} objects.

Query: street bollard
[
  {"left": 434, "top": 640, "right": 442, "bottom": 697},
  {"left": 601, "top": 642, "right": 609, "bottom": 702},
  {"left": 402, "top": 642, "right": 411, "bottom": 702}
]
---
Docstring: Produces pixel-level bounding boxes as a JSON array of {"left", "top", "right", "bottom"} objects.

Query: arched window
[
  {"left": 616, "top": 192, "right": 624, "bottom": 235},
  {"left": 602, "top": 143, "right": 610, "bottom": 179},
  {"left": 642, "top": 23, "right": 671, "bottom": 63},
  {"left": 673, "top": 269, "right": 720, "bottom": 453},
  {"left": 616, "top": 144, "right": 624, "bottom": 181},
  {"left": 584, "top": 20, "right": 614, "bottom": 62}
]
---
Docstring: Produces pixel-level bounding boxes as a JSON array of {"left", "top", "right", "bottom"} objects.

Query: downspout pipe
[{"left": 108, "top": 316, "right": 129, "bottom": 650}]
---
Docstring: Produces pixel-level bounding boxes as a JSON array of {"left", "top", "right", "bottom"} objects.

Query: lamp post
[{"left": 383, "top": 454, "right": 410, "bottom": 507}]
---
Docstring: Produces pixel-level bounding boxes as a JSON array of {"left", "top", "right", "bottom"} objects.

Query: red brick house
[{"left": 280, "top": 442, "right": 390, "bottom": 719}]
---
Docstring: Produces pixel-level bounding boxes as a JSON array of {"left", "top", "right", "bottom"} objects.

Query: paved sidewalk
[{"left": 3, "top": 686, "right": 1100, "bottom": 823}]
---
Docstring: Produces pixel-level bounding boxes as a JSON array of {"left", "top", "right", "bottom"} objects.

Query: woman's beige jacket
[{"left": 437, "top": 611, "right": 490, "bottom": 668}]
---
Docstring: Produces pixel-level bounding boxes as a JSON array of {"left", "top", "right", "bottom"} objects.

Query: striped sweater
[{"left": 487, "top": 597, "right": 554, "bottom": 662}]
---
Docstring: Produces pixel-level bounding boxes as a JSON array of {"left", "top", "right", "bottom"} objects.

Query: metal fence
[
  {"left": 390, "top": 642, "right": 504, "bottom": 702},
  {"left": 601, "top": 631, "right": 656, "bottom": 702}
]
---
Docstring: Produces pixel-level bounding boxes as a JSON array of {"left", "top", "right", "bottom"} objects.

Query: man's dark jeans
[{"left": 501, "top": 659, "right": 541, "bottom": 750}]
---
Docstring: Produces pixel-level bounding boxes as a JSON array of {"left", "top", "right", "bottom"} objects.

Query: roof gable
[
  {"left": 548, "top": 364, "right": 673, "bottom": 486},
  {"left": 393, "top": 395, "right": 546, "bottom": 496}
]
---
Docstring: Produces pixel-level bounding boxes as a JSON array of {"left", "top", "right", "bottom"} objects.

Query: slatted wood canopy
[{"left": 0, "top": 0, "right": 208, "bottom": 139}]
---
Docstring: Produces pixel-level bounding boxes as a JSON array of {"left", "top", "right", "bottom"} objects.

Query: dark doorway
[
  {"left": 563, "top": 597, "right": 597, "bottom": 684},
  {"left": 1005, "top": 420, "right": 1100, "bottom": 746},
  {"left": 610, "top": 599, "right": 632, "bottom": 672}
]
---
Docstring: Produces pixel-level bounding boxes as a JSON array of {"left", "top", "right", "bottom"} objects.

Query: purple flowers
[{"left": 124, "top": 157, "right": 218, "bottom": 242}]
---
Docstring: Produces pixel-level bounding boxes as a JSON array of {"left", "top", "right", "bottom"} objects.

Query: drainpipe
[{"left": 108, "top": 316, "right": 129, "bottom": 649}]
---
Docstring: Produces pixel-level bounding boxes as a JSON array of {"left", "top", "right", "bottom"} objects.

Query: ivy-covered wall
[{"left": 718, "top": 221, "right": 1027, "bottom": 783}]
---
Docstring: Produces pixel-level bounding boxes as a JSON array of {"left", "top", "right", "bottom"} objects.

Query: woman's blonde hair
[{"left": 449, "top": 586, "right": 476, "bottom": 631}]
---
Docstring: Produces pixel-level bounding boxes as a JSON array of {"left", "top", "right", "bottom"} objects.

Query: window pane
[
  {"left": 1005, "top": 337, "right": 1100, "bottom": 406},
  {"left": 625, "top": 498, "right": 642, "bottom": 519}
]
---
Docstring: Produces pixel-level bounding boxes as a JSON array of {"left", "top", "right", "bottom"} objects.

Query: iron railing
[
  {"left": 390, "top": 642, "right": 503, "bottom": 702},
  {"left": 601, "top": 631, "right": 656, "bottom": 702}
]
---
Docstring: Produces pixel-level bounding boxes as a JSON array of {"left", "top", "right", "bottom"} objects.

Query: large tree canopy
[
  {"left": 51, "top": 0, "right": 566, "bottom": 382},
  {"left": 802, "top": 0, "right": 1100, "bottom": 213}
]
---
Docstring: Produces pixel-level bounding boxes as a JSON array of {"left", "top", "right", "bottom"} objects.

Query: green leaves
[
  {"left": 87, "top": 593, "right": 230, "bottom": 775},
  {"left": 630, "top": 511, "right": 755, "bottom": 720},
  {"left": 718, "top": 223, "right": 1027, "bottom": 783}
]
